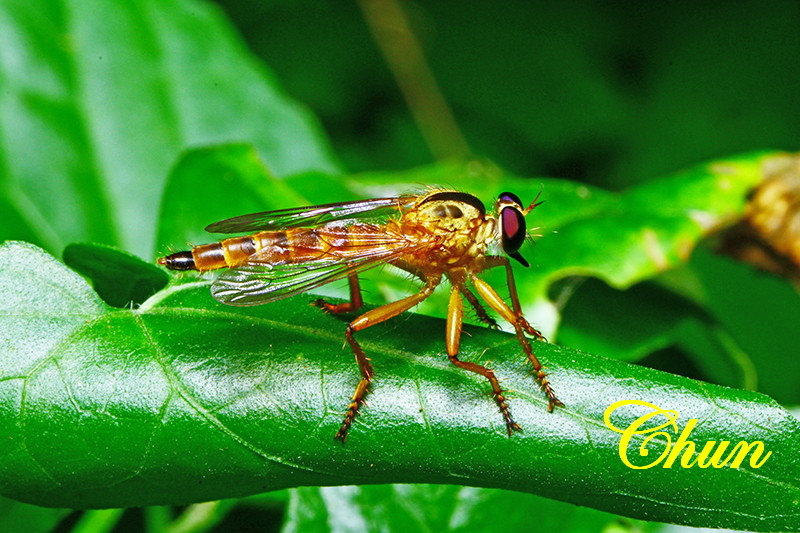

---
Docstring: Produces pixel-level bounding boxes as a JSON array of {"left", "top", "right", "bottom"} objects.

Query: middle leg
[{"left": 446, "top": 283, "right": 520, "bottom": 435}]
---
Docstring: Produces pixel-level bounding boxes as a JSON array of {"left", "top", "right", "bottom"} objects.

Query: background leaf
[
  {"left": 157, "top": 143, "right": 318, "bottom": 252},
  {"left": 0, "top": 498, "right": 69, "bottom": 533},
  {"left": 0, "top": 0, "right": 337, "bottom": 259},
  {"left": 283, "top": 486, "right": 645, "bottom": 533},
  {"left": 63, "top": 242, "right": 168, "bottom": 308},
  {"left": 221, "top": 1, "right": 800, "bottom": 187}
]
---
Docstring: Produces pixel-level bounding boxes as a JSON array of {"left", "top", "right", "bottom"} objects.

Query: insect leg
[
  {"left": 335, "top": 276, "right": 441, "bottom": 442},
  {"left": 446, "top": 285, "right": 520, "bottom": 435},
  {"left": 457, "top": 285, "right": 500, "bottom": 329},
  {"left": 483, "top": 256, "right": 545, "bottom": 340},
  {"left": 313, "top": 273, "right": 363, "bottom": 314},
  {"left": 470, "top": 272, "right": 563, "bottom": 412}
]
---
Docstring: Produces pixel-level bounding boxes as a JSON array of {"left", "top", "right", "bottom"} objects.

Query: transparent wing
[
  {"left": 205, "top": 196, "right": 418, "bottom": 234},
  {"left": 210, "top": 229, "right": 423, "bottom": 306}
]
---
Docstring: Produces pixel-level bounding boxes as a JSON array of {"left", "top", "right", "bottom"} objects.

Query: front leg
[
  {"left": 470, "top": 273, "right": 562, "bottom": 412},
  {"left": 482, "top": 255, "right": 545, "bottom": 340}
]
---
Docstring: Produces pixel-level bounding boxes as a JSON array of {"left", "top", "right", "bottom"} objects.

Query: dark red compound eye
[
  {"left": 501, "top": 207, "right": 526, "bottom": 254},
  {"left": 498, "top": 192, "right": 530, "bottom": 267}
]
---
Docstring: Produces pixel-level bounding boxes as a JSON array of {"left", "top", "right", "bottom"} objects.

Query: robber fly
[{"left": 159, "top": 189, "right": 562, "bottom": 441}]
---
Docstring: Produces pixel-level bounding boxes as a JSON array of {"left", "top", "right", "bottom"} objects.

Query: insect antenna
[{"left": 522, "top": 187, "right": 545, "bottom": 215}]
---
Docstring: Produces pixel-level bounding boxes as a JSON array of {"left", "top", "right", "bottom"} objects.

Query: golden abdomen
[{"left": 159, "top": 224, "right": 389, "bottom": 272}]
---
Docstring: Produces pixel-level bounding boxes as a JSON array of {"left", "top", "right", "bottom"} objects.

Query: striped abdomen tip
[{"left": 158, "top": 251, "right": 197, "bottom": 271}]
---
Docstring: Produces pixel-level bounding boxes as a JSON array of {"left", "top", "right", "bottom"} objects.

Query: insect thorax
[{"left": 396, "top": 193, "right": 498, "bottom": 272}]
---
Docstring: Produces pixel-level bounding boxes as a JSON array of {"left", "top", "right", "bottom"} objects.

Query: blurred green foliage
[{"left": 219, "top": 0, "right": 800, "bottom": 186}]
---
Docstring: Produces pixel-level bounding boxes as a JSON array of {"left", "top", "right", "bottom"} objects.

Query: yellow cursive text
[{"left": 604, "top": 400, "right": 772, "bottom": 469}]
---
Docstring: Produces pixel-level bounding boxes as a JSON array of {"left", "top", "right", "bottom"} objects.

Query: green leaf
[
  {"left": 63, "top": 242, "right": 169, "bottom": 308},
  {"left": 0, "top": 0, "right": 337, "bottom": 258},
  {"left": 690, "top": 249, "right": 800, "bottom": 406},
  {"left": 556, "top": 278, "right": 755, "bottom": 390},
  {"left": 0, "top": 497, "right": 68, "bottom": 533},
  {"left": 283, "top": 485, "right": 642, "bottom": 533},
  {"left": 0, "top": 242, "right": 798, "bottom": 531},
  {"left": 345, "top": 152, "right": 776, "bottom": 335},
  {"left": 2, "top": 2, "right": 796, "bottom": 531},
  {"left": 156, "top": 144, "right": 328, "bottom": 254},
  {"left": 556, "top": 279, "right": 699, "bottom": 363}
]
